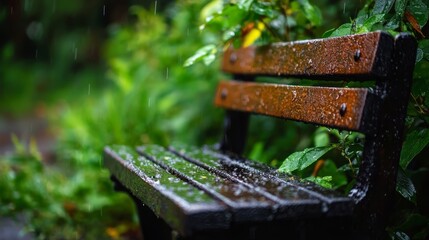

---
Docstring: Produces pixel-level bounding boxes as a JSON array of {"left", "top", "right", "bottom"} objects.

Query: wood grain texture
[
  {"left": 215, "top": 80, "right": 368, "bottom": 131},
  {"left": 222, "top": 31, "right": 393, "bottom": 80}
]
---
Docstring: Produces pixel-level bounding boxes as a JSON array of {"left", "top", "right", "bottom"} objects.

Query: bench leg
[
  {"left": 134, "top": 198, "right": 173, "bottom": 240},
  {"left": 110, "top": 176, "right": 173, "bottom": 240}
]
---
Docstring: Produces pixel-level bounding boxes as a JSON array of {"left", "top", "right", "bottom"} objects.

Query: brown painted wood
[
  {"left": 222, "top": 31, "right": 393, "bottom": 80},
  {"left": 215, "top": 80, "right": 368, "bottom": 131}
]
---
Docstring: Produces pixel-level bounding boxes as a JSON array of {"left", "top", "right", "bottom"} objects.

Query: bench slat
[
  {"left": 222, "top": 31, "right": 393, "bottom": 80},
  {"left": 201, "top": 147, "right": 354, "bottom": 216},
  {"left": 137, "top": 145, "right": 276, "bottom": 222},
  {"left": 105, "top": 144, "right": 355, "bottom": 235},
  {"left": 104, "top": 146, "right": 231, "bottom": 236},
  {"left": 168, "top": 145, "right": 323, "bottom": 219},
  {"left": 215, "top": 80, "right": 368, "bottom": 131}
]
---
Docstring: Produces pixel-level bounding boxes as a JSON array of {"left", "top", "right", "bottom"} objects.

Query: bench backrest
[{"left": 214, "top": 31, "right": 417, "bottom": 233}]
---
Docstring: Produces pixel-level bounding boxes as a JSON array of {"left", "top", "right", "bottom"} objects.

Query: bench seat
[{"left": 104, "top": 144, "right": 355, "bottom": 237}]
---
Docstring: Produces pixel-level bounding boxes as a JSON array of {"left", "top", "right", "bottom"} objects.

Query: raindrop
[
  {"left": 292, "top": 90, "right": 297, "bottom": 101},
  {"left": 35, "top": 49, "right": 38, "bottom": 59},
  {"left": 154, "top": 1, "right": 158, "bottom": 15},
  {"left": 74, "top": 47, "right": 78, "bottom": 60},
  {"left": 343, "top": 1, "right": 346, "bottom": 14},
  {"left": 10, "top": 7, "right": 13, "bottom": 14},
  {"left": 103, "top": 5, "right": 106, "bottom": 16},
  {"left": 166, "top": 67, "right": 169, "bottom": 80},
  {"left": 88, "top": 84, "right": 91, "bottom": 95},
  {"left": 52, "top": 0, "right": 56, "bottom": 13}
]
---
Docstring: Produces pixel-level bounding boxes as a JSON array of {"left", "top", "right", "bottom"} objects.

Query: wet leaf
[
  {"left": 385, "top": 14, "right": 402, "bottom": 30},
  {"left": 184, "top": 44, "right": 217, "bottom": 67},
  {"left": 405, "top": 11, "right": 425, "bottom": 38},
  {"left": 316, "top": 159, "right": 348, "bottom": 189},
  {"left": 329, "top": 23, "right": 352, "bottom": 37},
  {"left": 407, "top": 0, "right": 429, "bottom": 27},
  {"left": 400, "top": 128, "right": 429, "bottom": 169},
  {"left": 396, "top": 167, "right": 416, "bottom": 203},
  {"left": 416, "top": 48, "right": 424, "bottom": 62},
  {"left": 391, "top": 231, "right": 411, "bottom": 240},
  {"left": 279, "top": 146, "right": 334, "bottom": 173},
  {"left": 251, "top": 1, "right": 276, "bottom": 18},
  {"left": 237, "top": 0, "right": 254, "bottom": 11},
  {"left": 200, "top": 0, "right": 223, "bottom": 23},
  {"left": 361, "top": 14, "right": 385, "bottom": 32},
  {"left": 372, "top": 0, "right": 395, "bottom": 14},
  {"left": 395, "top": 0, "right": 408, "bottom": 17},
  {"left": 419, "top": 39, "right": 429, "bottom": 60},
  {"left": 305, "top": 176, "right": 333, "bottom": 189}
]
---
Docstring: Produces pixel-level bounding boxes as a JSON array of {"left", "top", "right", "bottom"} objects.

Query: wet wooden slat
[
  {"left": 103, "top": 145, "right": 231, "bottom": 236},
  {"left": 201, "top": 147, "right": 354, "bottom": 217},
  {"left": 215, "top": 80, "right": 368, "bottom": 131},
  {"left": 222, "top": 31, "right": 393, "bottom": 80},
  {"left": 168, "top": 145, "right": 323, "bottom": 219},
  {"left": 136, "top": 145, "right": 276, "bottom": 222}
]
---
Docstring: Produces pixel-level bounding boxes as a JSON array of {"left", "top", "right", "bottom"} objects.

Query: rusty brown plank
[
  {"left": 222, "top": 31, "right": 393, "bottom": 80},
  {"left": 215, "top": 80, "right": 368, "bottom": 131}
]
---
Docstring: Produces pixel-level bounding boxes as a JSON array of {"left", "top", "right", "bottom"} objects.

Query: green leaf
[
  {"left": 385, "top": 14, "right": 402, "bottom": 30},
  {"left": 237, "top": 0, "right": 254, "bottom": 11},
  {"left": 419, "top": 40, "right": 429, "bottom": 60},
  {"left": 279, "top": 146, "right": 334, "bottom": 173},
  {"left": 416, "top": 48, "right": 424, "bottom": 62},
  {"left": 395, "top": 0, "right": 409, "bottom": 17},
  {"left": 251, "top": 1, "right": 276, "bottom": 18},
  {"left": 314, "top": 131, "right": 330, "bottom": 147},
  {"left": 298, "top": 0, "right": 323, "bottom": 26},
  {"left": 200, "top": 0, "right": 223, "bottom": 23},
  {"left": 400, "top": 128, "right": 429, "bottom": 169},
  {"left": 322, "top": 28, "right": 336, "bottom": 38},
  {"left": 391, "top": 231, "right": 411, "bottom": 240},
  {"left": 329, "top": 23, "right": 352, "bottom": 37},
  {"left": 396, "top": 167, "right": 416, "bottom": 203},
  {"left": 184, "top": 44, "right": 217, "bottom": 67},
  {"left": 317, "top": 159, "right": 348, "bottom": 189},
  {"left": 305, "top": 176, "right": 333, "bottom": 189},
  {"left": 361, "top": 14, "right": 385, "bottom": 32},
  {"left": 372, "top": 0, "right": 395, "bottom": 14},
  {"left": 407, "top": 0, "right": 429, "bottom": 27}
]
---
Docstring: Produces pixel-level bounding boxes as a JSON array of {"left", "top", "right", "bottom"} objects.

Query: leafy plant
[{"left": 185, "top": 0, "right": 323, "bottom": 66}]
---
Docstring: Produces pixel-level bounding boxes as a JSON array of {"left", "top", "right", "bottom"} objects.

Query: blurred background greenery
[{"left": 0, "top": 0, "right": 428, "bottom": 239}]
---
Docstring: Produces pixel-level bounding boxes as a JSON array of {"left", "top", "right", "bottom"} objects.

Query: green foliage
[
  {"left": 2, "top": 0, "right": 223, "bottom": 238},
  {"left": 400, "top": 128, "right": 429, "bottom": 169},
  {"left": 0, "top": 138, "right": 136, "bottom": 239},
  {"left": 2, "top": 0, "right": 429, "bottom": 238},
  {"left": 279, "top": 146, "right": 334, "bottom": 173},
  {"left": 186, "top": 0, "right": 324, "bottom": 66}
]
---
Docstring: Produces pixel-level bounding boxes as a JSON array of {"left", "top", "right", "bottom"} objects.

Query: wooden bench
[{"left": 103, "top": 31, "right": 417, "bottom": 240}]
